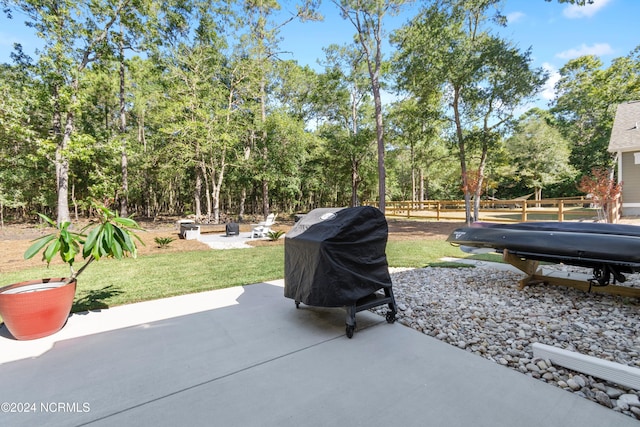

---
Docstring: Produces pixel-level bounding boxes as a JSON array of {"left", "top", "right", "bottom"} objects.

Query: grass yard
[
  {"left": 0, "top": 237, "right": 476, "bottom": 314},
  {"left": 0, "top": 246, "right": 284, "bottom": 313}
]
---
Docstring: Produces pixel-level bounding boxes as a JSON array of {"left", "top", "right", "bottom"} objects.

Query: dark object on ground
[
  {"left": 447, "top": 221, "right": 640, "bottom": 286},
  {"left": 284, "top": 206, "right": 397, "bottom": 338},
  {"left": 226, "top": 222, "right": 239, "bottom": 236}
]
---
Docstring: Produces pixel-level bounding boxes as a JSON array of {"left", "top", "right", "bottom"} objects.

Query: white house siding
[
  {"left": 608, "top": 102, "right": 640, "bottom": 216},
  {"left": 620, "top": 151, "right": 640, "bottom": 215}
]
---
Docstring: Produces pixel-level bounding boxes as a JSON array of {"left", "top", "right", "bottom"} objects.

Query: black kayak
[{"left": 447, "top": 222, "right": 640, "bottom": 281}]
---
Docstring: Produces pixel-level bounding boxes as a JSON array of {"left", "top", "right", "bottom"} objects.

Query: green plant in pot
[{"left": 0, "top": 202, "right": 143, "bottom": 340}]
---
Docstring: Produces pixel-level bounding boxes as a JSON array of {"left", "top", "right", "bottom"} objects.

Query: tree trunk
[
  {"left": 71, "top": 183, "right": 78, "bottom": 221},
  {"left": 411, "top": 143, "right": 416, "bottom": 202},
  {"left": 119, "top": 30, "right": 128, "bottom": 217},
  {"left": 239, "top": 187, "right": 246, "bottom": 222},
  {"left": 419, "top": 168, "right": 425, "bottom": 207},
  {"left": 210, "top": 148, "right": 227, "bottom": 224},
  {"left": 452, "top": 87, "right": 472, "bottom": 225},
  {"left": 350, "top": 81, "right": 360, "bottom": 208},
  {"left": 473, "top": 144, "right": 488, "bottom": 222},
  {"left": 51, "top": 82, "right": 69, "bottom": 225},
  {"left": 372, "top": 83, "right": 385, "bottom": 213},
  {"left": 260, "top": 78, "right": 270, "bottom": 218},
  {"left": 211, "top": 175, "right": 221, "bottom": 225},
  {"left": 203, "top": 163, "right": 212, "bottom": 220},
  {"left": 138, "top": 112, "right": 146, "bottom": 151},
  {"left": 210, "top": 185, "right": 219, "bottom": 224},
  {"left": 262, "top": 179, "right": 269, "bottom": 219},
  {"left": 56, "top": 111, "right": 73, "bottom": 224},
  {"left": 351, "top": 160, "right": 359, "bottom": 207},
  {"left": 344, "top": 3, "right": 387, "bottom": 214},
  {"left": 194, "top": 167, "right": 202, "bottom": 219}
]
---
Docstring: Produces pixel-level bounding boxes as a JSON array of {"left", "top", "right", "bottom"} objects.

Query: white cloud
[
  {"left": 506, "top": 11, "right": 525, "bottom": 24},
  {"left": 541, "top": 62, "right": 560, "bottom": 101},
  {"left": 556, "top": 42, "right": 613, "bottom": 59},
  {"left": 563, "top": 0, "right": 612, "bottom": 19}
]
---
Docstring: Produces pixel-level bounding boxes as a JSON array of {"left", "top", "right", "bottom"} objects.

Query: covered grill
[{"left": 284, "top": 206, "right": 397, "bottom": 338}]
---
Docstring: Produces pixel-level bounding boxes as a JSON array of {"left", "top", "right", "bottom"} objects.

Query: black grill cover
[
  {"left": 225, "top": 222, "right": 239, "bottom": 236},
  {"left": 284, "top": 206, "right": 392, "bottom": 307}
]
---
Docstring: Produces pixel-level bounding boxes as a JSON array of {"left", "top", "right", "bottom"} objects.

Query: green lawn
[{"left": 1, "top": 240, "right": 481, "bottom": 313}]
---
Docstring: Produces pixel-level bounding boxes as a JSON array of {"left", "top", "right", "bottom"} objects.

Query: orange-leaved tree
[{"left": 578, "top": 168, "right": 622, "bottom": 223}]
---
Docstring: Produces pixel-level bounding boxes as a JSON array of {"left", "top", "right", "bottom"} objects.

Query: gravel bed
[{"left": 376, "top": 264, "right": 640, "bottom": 420}]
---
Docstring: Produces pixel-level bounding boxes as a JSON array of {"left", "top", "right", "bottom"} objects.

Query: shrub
[
  {"left": 266, "top": 230, "right": 285, "bottom": 241},
  {"left": 154, "top": 236, "right": 176, "bottom": 249}
]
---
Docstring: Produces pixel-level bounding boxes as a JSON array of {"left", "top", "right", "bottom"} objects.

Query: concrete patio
[
  {"left": 0, "top": 280, "right": 637, "bottom": 427},
  {"left": 196, "top": 230, "right": 257, "bottom": 249}
]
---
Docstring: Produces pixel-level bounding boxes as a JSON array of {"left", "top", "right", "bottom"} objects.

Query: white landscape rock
[
  {"left": 376, "top": 265, "right": 640, "bottom": 420},
  {"left": 619, "top": 394, "right": 640, "bottom": 407}
]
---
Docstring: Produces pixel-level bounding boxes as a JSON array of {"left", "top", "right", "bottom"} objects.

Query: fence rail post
[
  {"left": 377, "top": 198, "right": 600, "bottom": 222},
  {"left": 558, "top": 200, "right": 564, "bottom": 222}
]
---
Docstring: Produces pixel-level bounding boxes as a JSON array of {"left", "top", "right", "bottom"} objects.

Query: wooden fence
[{"left": 367, "top": 197, "right": 621, "bottom": 223}]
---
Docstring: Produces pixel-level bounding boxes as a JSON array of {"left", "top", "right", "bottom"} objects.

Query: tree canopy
[{"left": 0, "top": 0, "right": 636, "bottom": 223}]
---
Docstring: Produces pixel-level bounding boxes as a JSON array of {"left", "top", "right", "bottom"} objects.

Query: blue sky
[
  {"left": 496, "top": 0, "right": 640, "bottom": 102},
  {"left": 1, "top": 0, "right": 638, "bottom": 105},
  {"left": 276, "top": 0, "right": 640, "bottom": 105}
]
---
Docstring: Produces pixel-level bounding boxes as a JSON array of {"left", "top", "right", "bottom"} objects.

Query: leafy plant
[
  {"left": 266, "top": 230, "right": 285, "bottom": 241},
  {"left": 579, "top": 167, "right": 622, "bottom": 205},
  {"left": 578, "top": 167, "right": 623, "bottom": 222},
  {"left": 24, "top": 201, "right": 144, "bottom": 284},
  {"left": 154, "top": 236, "right": 176, "bottom": 249}
]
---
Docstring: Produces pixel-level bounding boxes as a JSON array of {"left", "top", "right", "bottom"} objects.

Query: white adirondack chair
[{"left": 250, "top": 213, "right": 277, "bottom": 238}]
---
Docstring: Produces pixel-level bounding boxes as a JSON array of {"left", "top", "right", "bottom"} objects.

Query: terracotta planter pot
[{"left": 0, "top": 278, "right": 76, "bottom": 340}]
